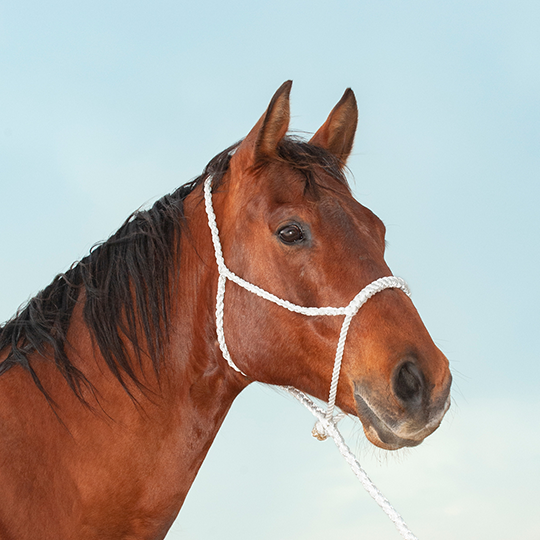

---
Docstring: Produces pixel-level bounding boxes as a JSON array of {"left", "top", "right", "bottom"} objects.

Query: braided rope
[
  {"left": 204, "top": 176, "right": 418, "bottom": 539},
  {"left": 287, "top": 388, "right": 418, "bottom": 540}
]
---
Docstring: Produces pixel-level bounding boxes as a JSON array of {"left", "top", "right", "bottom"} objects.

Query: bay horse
[{"left": 0, "top": 81, "right": 451, "bottom": 539}]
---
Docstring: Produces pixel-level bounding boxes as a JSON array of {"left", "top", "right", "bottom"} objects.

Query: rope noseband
[{"left": 204, "top": 176, "right": 419, "bottom": 540}]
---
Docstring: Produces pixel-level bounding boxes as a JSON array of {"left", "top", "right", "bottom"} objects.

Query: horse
[{"left": 0, "top": 81, "right": 451, "bottom": 539}]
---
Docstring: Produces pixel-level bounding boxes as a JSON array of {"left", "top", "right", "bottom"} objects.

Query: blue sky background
[{"left": 1, "top": 1, "right": 539, "bottom": 538}]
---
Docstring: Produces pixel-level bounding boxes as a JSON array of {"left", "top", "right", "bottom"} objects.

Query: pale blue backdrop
[{"left": 1, "top": 1, "right": 539, "bottom": 538}]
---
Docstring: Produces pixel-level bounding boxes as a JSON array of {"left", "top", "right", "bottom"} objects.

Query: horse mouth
[{"left": 354, "top": 391, "right": 450, "bottom": 451}]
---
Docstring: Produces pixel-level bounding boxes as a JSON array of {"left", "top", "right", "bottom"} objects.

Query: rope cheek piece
[{"left": 204, "top": 176, "right": 419, "bottom": 540}]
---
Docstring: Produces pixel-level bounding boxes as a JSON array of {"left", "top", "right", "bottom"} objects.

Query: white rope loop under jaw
[{"left": 204, "top": 176, "right": 419, "bottom": 540}]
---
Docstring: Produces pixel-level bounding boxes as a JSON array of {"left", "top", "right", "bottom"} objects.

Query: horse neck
[
  {"left": 112, "top": 215, "right": 241, "bottom": 428},
  {"left": 0, "top": 186, "right": 247, "bottom": 536},
  {"left": 56, "top": 188, "right": 246, "bottom": 510}
]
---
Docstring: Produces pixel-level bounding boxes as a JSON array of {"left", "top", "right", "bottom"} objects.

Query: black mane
[{"left": 0, "top": 138, "right": 347, "bottom": 402}]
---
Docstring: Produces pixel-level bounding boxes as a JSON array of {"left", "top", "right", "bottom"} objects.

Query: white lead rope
[
  {"left": 287, "top": 388, "right": 418, "bottom": 540},
  {"left": 204, "top": 176, "right": 418, "bottom": 540}
]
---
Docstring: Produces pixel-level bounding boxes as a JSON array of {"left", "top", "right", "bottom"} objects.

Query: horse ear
[
  {"left": 309, "top": 88, "right": 358, "bottom": 165},
  {"left": 236, "top": 80, "right": 292, "bottom": 164}
]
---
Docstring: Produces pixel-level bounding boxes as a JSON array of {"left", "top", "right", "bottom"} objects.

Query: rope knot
[{"left": 311, "top": 420, "right": 329, "bottom": 441}]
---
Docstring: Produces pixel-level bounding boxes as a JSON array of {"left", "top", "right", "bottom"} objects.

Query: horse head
[{"left": 199, "top": 81, "right": 452, "bottom": 451}]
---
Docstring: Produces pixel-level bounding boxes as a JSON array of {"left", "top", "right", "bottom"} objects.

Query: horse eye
[{"left": 278, "top": 224, "right": 304, "bottom": 244}]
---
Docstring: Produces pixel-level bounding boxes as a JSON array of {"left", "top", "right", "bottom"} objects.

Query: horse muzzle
[{"left": 354, "top": 362, "right": 452, "bottom": 451}]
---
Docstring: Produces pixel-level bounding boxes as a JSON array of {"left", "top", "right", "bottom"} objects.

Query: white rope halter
[{"left": 204, "top": 176, "right": 419, "bottom": 540}]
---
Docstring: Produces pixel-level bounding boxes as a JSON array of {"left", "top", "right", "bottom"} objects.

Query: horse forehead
[
  {"left": 316, "top": 194, "right": 385, "bottom": 238},
  {"left": 226, "top": 162, "right": 384, "bottom": 238},
  {"left": 232, "top": 179, "right": 385, "bottom": 242}
]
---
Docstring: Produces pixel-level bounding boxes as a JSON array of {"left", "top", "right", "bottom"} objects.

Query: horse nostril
[{"left": 393, "top": 361, "right": 424, "bottom": 405}]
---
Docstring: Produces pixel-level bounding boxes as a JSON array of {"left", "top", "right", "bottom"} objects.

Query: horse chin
[
  {"left": 362, "top": 424, "right": 423, "bottom": 451},
  {"left": 354, "top": 392, "right": 426, "bottom": 451}
]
